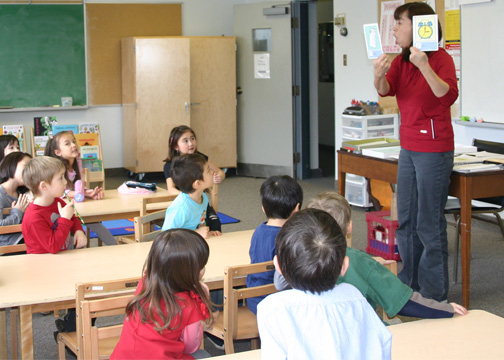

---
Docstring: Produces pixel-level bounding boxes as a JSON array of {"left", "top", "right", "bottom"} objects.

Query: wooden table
[
  {"left": 212, "top": 310, "right": 503, "bottom": 359},
  {"left": 0, "top": 229, "right": 253, "bottom": 359},
  {"left": 338, "top": 150, "right": 504, "bottom": 308},
  {"left": 75, "top": 188, "right": 172, "bottom": 223},
  {"left": 389, "top": 310, "right": 504, "bottom": 359}
]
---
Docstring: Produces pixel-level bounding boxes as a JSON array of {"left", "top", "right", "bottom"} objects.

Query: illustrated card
[
  {"left": 363, "top": 23, "right": 383, "bottom": 59},
  {"left": 412, "top": 15, "right": 439, "bottom": 51}
]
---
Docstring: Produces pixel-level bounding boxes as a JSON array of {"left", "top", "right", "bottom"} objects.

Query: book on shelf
[
  {"left": 2, "top": 125, "right": 24, "bottom": 151},
  {"left": 33, "top": 136, "right": 49, "bottom": 156},
  {"left": 82, "top": 159, "right": 102, "bottom": 172},
  {"left": 79, "top": 122, "right": 99, "bottom": 134},
  {"left": 74, "top": 133, "right": 98, "bottom": 147},
  {"left": 33, "top": 116, "right": 57, "bottom": 136},
  {"left": 52, "top": 124, "right": 79, "bottom": 136},
  {"left": 362, "top": 146, "right": 401, "bottom": 159},
  {"left": 80, "top": 145, "right": 99, "bottom": 160}
]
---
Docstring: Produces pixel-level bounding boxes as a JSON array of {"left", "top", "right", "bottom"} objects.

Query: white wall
[{"left": 333, "top": 0, "right": 379, "bottom": 177}]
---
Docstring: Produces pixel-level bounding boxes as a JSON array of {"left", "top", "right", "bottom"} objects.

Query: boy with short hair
[
  {"left": 161, "top": 153, "right": 219, "bottom": 238},
  {"left": 275, "top": 191, "right": 468, "bottom": 319},
  {"left": 22, "top": 156, "right": 87, "bottom": 254},
  {"left": 258, "top": 208, "right": 392, "bottom": 359},
  {"left": 246, "top": 175, "right": 302, "bottom": 314}
]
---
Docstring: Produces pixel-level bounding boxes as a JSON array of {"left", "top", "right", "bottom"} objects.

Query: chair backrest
[
  {"left": 223, "top": 261, "right": 277, "bottom": 339},
  {"left": 75, "top": 278, "right": 140, "bottom": 358},
  {"left": 209, "top": 183, "right": 219, "bottom": 212},
  {"left": 133, "top": 210, "right": 166, "bottom": 242},
  {"left": 81, "top": 294, "right": 133, "bottom": 359},
  {"left": 0, "top": 208, "right": 25, "bottom": 254},
  {"left": 473, "top": 139, "right": 504, "bottom": 155}
]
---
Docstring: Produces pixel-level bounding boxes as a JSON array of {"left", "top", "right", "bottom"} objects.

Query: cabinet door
[
  {"left": 189, "top": 37, "right": 237, "bottom": 168},
  {"left": 135, "top": 38, "right": 191, "bottom": 172}
]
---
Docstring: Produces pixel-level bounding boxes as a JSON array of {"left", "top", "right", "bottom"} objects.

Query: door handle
[
  {"left": 185, "top": 102, "right": 189, "bottom": 114},
  {"left": 190, "top": 102, "right": 201, "bottom": 106}
]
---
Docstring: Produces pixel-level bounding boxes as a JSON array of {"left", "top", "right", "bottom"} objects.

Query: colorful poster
[{"left": 380, "top": 0, "right": 403, "bottom": 53}]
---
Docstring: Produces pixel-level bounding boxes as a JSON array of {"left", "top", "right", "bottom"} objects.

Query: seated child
[
  {"left": 0, "top": 152, "right": 31, "bottom": 247},
  {"left": 0, "top": 134, "right": 21, "bottom": 163},
  {"left": 275, "top": 191, "right": 468, "bottom": 319},
  {"left": 161, "top": 153, "right": 217, "bottom": 239},
  {"left": 246, "top": 175, "right": 302, "bottom": 315},
  {"left": 22, "top": 156, "right": 88, "bottom": 335},
  {"left": 111, "top": 229, "right": 213, "bottom": 359},
  {"left": 21, "top": 156, "right": 87, "bottom": 254},
  {"left": 258, "top": 208, "right": 392, "bottom": 359}
]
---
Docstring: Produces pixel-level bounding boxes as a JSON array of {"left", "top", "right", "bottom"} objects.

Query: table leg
[
  {"left": 459, "top": 176, "right": 472, "bottom": 308},
  {"left": 337, "top": 152, "right": 346, "bottom": 196},
  {"left": 0, "top": 308, "right": 7, "bottom": 360},
  {"left": 19, "top": 305, "right": 34, "bottom": 360}
]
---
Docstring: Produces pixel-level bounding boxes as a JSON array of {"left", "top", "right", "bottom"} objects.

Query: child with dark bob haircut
[
  {"left": 246, "top": 175, "right": 302, "bottom": 315},
  {"left": 258, "top": 208, "right": 392, "bottom": 359}
]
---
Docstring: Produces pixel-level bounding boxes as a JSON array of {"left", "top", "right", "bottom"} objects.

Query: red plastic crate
[{"left": 365, "top": 211, "right": 401, "bottom": 261}]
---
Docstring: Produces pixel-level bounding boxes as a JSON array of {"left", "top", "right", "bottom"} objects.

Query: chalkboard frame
[{"left": 0, "top": 4, "right": 86, "bottom": 109}]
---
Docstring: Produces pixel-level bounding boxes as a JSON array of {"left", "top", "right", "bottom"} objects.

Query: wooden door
[
  {"left": 134, "top": 38, "right": 191, "bottom": 173},
  {"left": 189, "top": 37, "right": 237, "bottom": 168}
]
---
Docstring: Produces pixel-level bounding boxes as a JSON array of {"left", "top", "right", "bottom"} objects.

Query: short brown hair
[
  {"left": 22, "top": 156, "right": 65, "bottom": 196},
  {"left": 276, "top": 208, "right": 347, "bottom": 294},
  {"left": 306, "top": 192, "right": 351, "bottom": 234},
  {"left": 170, "top": 153, "right": 207, "bottom": 194}
]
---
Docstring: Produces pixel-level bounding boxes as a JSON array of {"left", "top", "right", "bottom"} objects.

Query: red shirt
[
  {"left": 111, "top": 281, "right": 209, "bottom": 359},
  {"left": 22, "top": 198, "right": 83, "bottom": 254},
  {"left": 381, "top": 48, "right": 458, "bottom": 152}
]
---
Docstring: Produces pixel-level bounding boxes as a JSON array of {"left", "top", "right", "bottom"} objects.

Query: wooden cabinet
[{"left": 121, "top": 37, "right": 237, "bottom": 174}]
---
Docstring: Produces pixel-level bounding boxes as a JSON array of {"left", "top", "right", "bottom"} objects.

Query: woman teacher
[{"left": 373, "top": 2, "right": 458, "bottom": 301}]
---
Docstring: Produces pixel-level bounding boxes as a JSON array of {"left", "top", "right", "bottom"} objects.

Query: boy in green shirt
[{"left": 274, "top": 191, "right": 467, "bottom": 319}]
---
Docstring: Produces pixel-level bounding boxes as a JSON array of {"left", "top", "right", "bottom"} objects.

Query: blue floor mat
[{"left": 83, "top": 212, "right": 240, "bottom": 237}]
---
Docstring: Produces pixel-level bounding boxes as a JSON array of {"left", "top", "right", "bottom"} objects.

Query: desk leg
[
  {"left": 19, "top": 305, "right": 34, "bottom": 360},
  {"left": 459, "top": 176, "right": 472, "bottom": 308},
  {"left": 0, "top": 309, "right": 7, "bottom": 360},
  {"left": 337, "top": 152, "right": 346, "bottom": 196}
]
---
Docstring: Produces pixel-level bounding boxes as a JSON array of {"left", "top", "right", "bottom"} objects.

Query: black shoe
[
  {"left": 55, "top": 318, "right": 66, "bottom": 333},
  {"left": 53, "top": 331, "right": 60, "bottom": 343},
  {"left": 204, "top": 332, "right": 225, "bottom": 350}
]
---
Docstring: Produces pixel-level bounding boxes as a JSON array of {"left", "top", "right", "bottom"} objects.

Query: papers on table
[
  {"left": 362, "top": 146, "right": 401, "bottom": 159},
  {"left": 453, "top": 163, "right": 503, "bottom": 173},
  {"left": 453, "top": 151, "right": 504, "bottom": 172},
  {"left": 454, "top": 143, "right": 477, "bottom": 154}
]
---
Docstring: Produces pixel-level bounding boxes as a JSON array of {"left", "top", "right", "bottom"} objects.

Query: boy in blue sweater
[{"left": 246, "top": 175, "right": 302, "bottom": 314}]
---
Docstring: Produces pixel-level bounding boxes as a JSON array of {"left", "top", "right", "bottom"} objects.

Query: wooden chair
[
  {"left": 80, "top": 295, "right": 133, "bottom": 360},
  {"left": 116, "top": 194, "right": 176, "bottom": 244},
  {"left": 205, "top": 261, "right": 277, "bottom": 354},
  {"left": 56, "top": 277, "right": 140, "bottom": 360},
  {"left": 209, "top": 183, "right": 219, "bottom": 213}
]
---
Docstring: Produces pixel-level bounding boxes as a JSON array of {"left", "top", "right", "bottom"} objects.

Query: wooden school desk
[
  {"left": 0, "top": 229, "right": 253, "bottom": 359},
  {"left": 338, "top": 150, "right": 504, "bottom": 308},
  {"left": 211, "top": 310, "right": 503, "bottom": 359},
  {"left": 389, "top": 310, "right": 504, "bottom": 359},
  {"left": 74, "top": 188, "right": 172, "bottom": 223}
]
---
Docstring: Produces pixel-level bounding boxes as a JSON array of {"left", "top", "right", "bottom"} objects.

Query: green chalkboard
[{"left": 0, "top": 4, "right": 86, "bottom": 108}]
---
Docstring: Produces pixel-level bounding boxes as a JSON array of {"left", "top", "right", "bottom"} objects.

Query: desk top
[
  {"left": 74, "top": 188, "right": 172, "bottom": 221},
  {"left": 389, "top": 310, "right": 503, "bottom": 359},
  {"left": 0, "top": 229, "right": 253, "bottom": 308}
]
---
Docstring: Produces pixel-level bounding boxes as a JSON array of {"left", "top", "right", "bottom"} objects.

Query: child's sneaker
[{"left": 204, "top": 332, "right": 225, "bottom": 350}]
